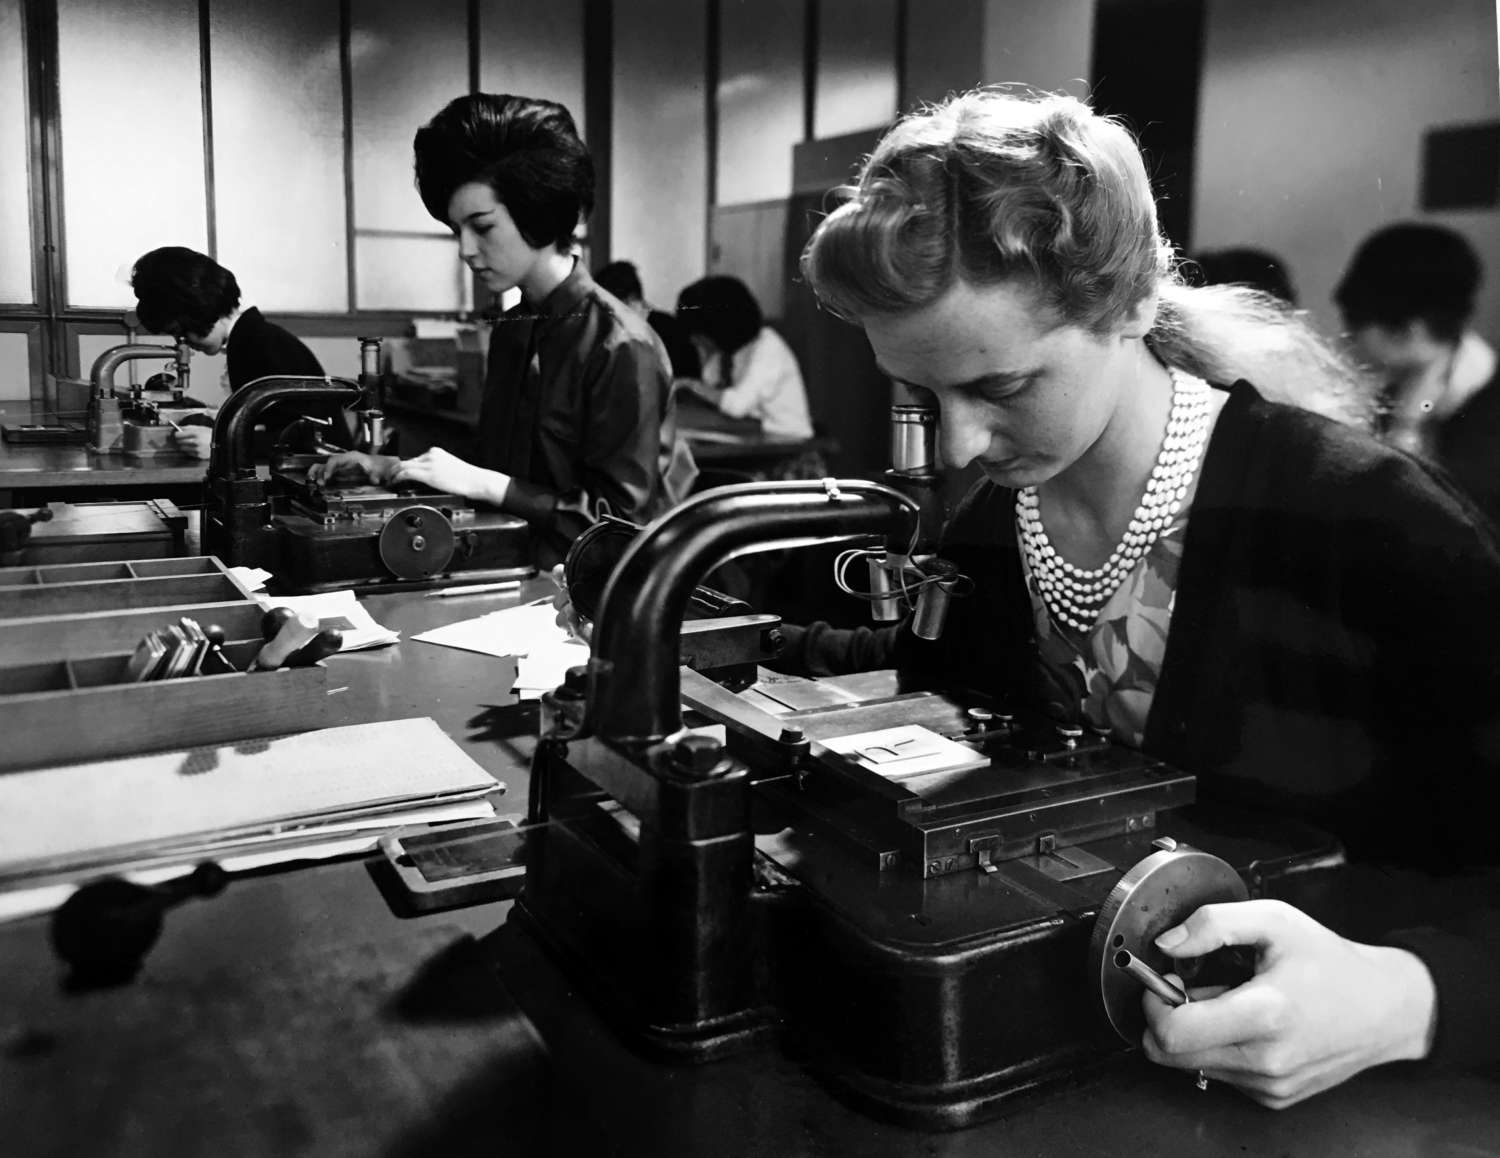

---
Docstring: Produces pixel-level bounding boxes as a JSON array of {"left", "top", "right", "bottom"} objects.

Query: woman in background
[
  {"left": 313, "top": 93, "right": 695, "bottom": 566},
  {"left": 131, "top": 246, "right": 350, "bottom": 458},
  {"left": 1335, "top": 222, "right": 1500, "bottom": 528},
  {"left": 675, "top": 275, "right": 814, "bottom": 440}
]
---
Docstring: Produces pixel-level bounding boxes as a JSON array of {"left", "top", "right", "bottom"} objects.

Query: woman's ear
[
  {"left": 1122, "top": 288, "right": 1160, "bottom": 340},
  {"left": 1117, "top": 287, "right": 1161, "bottom": 340}
]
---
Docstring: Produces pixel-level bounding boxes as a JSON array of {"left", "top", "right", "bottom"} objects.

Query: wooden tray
[
  {"left": 0, "top": 639, "right": 328, "bottom": 773},
  {"left": 0, "top": 556, "right": 264, "bottom": 663}
]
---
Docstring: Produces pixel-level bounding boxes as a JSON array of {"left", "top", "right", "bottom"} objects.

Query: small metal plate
[
  {"left": 377, "top": 504, "right": 456, "bottom": 580},
  {"left": 1089, "top": 844, "right": 1248, "bottom": 1042}
]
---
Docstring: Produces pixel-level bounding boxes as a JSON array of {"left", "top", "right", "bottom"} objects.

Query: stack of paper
[
  {"left": 412, "top": 600, "right": 588, "bottom": 699},
  {"left": 0, "top": 718, "right": 497, "bottom": 923}
]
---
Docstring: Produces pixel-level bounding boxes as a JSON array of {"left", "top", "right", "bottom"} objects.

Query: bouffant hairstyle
[
  {"left": 130, "top": 246, "right": 240, "bottom": 336},
  {"left": 413, "top": 93, "right": 594, "bottom": 252}
]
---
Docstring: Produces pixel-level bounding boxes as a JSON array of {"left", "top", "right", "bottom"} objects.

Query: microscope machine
[
  {"left": 504, "top": 407, "right": 1344, "bottom": 1129},
  {"left": 203, "top": 340, "right": 531, "bottom": 592},
  {"left": 86, "top": 340, "right": 208, "bottom": 455}
]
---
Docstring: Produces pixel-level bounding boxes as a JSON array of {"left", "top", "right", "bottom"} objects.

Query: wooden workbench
[
  {"left": 0, "top": 404, "right": 209, "bottom": 507},
  {"left": 1, "top": 579, "right": 1498, "bottom": 1157}
]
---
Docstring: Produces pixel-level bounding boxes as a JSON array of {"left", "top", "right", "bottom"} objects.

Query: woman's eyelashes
[{"left": 974, "top": 376, "right": 1034, "bottom": 404}]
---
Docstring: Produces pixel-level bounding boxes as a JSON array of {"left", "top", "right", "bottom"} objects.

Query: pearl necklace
[{"left": 1016, "top": 367, "right": 1212, "bottom": 634}]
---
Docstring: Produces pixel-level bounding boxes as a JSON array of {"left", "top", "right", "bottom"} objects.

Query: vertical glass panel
[
  {"left": 301, "top": 336, "right": 361, "bottom": 378},
  {"left": 211, "top": 0, "right": 347, "bottom": 313},
  {"left": 57, "top": 0, "right": 207, "bottom": 308},
  {"left": 355, "top": 236, "right": 471, "bottom": 312},
  {"left": 814, "top": 0, "right": 896, "bottom": 140},
  {"left": 0, "top": 0, "right": 34, "bottom": 305},
  {"left": 350, "top": 0, "right": 468, "bottom": 310},
  {"left": 613, "top": 0, "right": 707, "bottom": 307},
  {"left": 717, "top": 0, "right": 804, "bottom": 205},
  {"left": 0, "top": 331, "right": 31, "bottom": 402},
  {"left": 478, "top": 0, "right": 586, "bottom": 137}
]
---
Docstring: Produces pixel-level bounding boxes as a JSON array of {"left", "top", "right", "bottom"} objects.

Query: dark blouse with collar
[{"left": 473, "top": 262, "right": 691, "bottom": 566}]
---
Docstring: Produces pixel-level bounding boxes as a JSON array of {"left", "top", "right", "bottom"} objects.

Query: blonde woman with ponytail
[{"left": 774, "top": 88, "right": 1500, "bottom": 1108}]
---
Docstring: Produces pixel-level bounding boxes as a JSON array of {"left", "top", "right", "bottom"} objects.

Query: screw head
[{"left": 671, "top": 734, "right": 726, "bottom": 777}]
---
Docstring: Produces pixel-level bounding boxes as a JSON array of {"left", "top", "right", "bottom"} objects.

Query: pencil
[{"left": 426, "top": 580, "right": 524, "bottom": 598}]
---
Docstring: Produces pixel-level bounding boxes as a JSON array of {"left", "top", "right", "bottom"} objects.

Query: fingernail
[{"left": 1155, "top": 925, "right": 1188, "bottom": 950}]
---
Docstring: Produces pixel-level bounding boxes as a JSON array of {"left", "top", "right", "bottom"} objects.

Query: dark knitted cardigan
[{"left": 776, "top": 382, "right": 1500, "bottom": 1068}]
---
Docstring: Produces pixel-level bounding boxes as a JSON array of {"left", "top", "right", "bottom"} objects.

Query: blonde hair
[{"left": 801, "top": 88, "right": 1373, "bottom": 428}]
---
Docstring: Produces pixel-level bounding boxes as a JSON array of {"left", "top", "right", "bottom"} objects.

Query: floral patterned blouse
[{"left": 1017, "top": 460, "right": 1207, "bottom": 751}]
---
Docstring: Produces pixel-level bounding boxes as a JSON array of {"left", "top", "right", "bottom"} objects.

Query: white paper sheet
[
  {"left": 821, "top": 724, "right": 989, "bottom": 780},
  {"left": 410, "top": 599, "right": 567, "bottom": 660},
  {"left": 255, "top": 589, "right": 400, "bottom": 652},
  {"left": 514, "top": 639, "right": 592, "bottom": 695}
]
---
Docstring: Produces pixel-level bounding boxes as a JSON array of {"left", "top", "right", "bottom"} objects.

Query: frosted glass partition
[
  {"left": 0, "top": 0, "right": 33, "bottom": 305},
  {"left": 0, "top": 331, "right": 31, "bottom": 401},
  {"left": 302, "top": 336, "right": 361, "bottom": 379},
  {"left": 355, "top": 235, "right": 467, "bottom": 313},
  {"left": 57, "top": 0, "right": 207, "bottom": 308},
  {"left": 717, "top": 0, "right": 804, "bottom": 205},
  {"left": 814, "top": 0, "right": 897, "bottom": 140},
  {"left": 612, "top": 0, "right": 708, "bottom": 307},
  {"left": 477, "top": 0, "right": 587, "bottom": 138},
  {"left": 211, "top": 0, "right": 347, "bottom": 313},
  {"left": 350, "top": 0, "right": 466, "bottom": 310}
]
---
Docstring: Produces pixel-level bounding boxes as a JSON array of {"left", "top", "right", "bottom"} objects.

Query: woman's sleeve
[
  {"left": 767, "top": 621, "right": 903, "bottom": 677},
  {"left": 715, "top": 332, "right": 783, "bottom": 421},
  {"left": 584, "top": 336, "right": 670, "bottom": 524},
  {"left": 1359, "top": 458, "right": 1500, "bottom": 1067},
  {"left": 503, "top": 333, "right": 669, "bottom": 538}
]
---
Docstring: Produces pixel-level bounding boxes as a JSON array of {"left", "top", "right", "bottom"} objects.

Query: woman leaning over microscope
[
  {"left": 311, "top": 93, "right": 696, "bottom": 567},
  {"left": 764, "top": 88, "right": 1500, "bottom": 1108}
]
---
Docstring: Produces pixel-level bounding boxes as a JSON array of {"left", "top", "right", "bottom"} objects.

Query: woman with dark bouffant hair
[
  {"left": 313, "top": 93, "right": 695, "bottom": 566},
  {"left": 779, "top": 87, "right": 1500, "bottom": 1104},
  {"left": 130, "top": 245, "right": 348, "bottom": 457}
]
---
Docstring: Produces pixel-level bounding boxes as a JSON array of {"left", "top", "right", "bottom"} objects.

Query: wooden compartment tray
[
  {"left": 0, "top": 556, "right": 263, "bottom": 663},
  {"left": 0, "top": 640, "right": 328, "bottom": 773}
]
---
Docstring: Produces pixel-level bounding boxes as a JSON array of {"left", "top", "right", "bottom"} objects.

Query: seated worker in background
[
  {"left": 1189, "top": 245, "right": 1298, "bottom": 306},
  {"left": 130, "top": 246, "right": 353, "bottom": 458},
  {"left": 1334, "top": 222, "right": 1500, "bottom": 526},
  {"left": 594, "top": 259, "right": 701, "bottom": 382},
  {"left": 675, "top": 275, "right": 814, "bottom": 440},
  {"left": 751, "top": 89, "right": 1500, "bottom": 1106},
  {"left": 311, "top": 93, "right": 696, "bottom": 568}
]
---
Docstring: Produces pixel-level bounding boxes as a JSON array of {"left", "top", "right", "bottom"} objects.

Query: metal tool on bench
[{"left": 251, "top": 607, "right": 343, "bottom": 671}]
